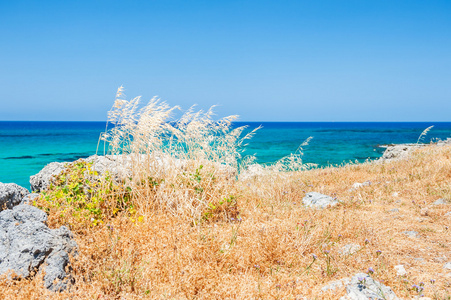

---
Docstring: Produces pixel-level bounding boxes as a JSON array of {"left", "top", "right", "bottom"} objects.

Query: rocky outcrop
[
  {"left": 380, "top": 138, "right": 451, "bottom": 162},
  {"left": 437, "top": 138, "right": 451, "bottom": 146},
  {"left": 85, "top": 155, "right": 122, "bottom": 174},
  {"left": 0, "top": 204, "right": 77, "bottom": 291},
  {"left": 29, "top": 156, "right": 132, "bottom": 192},
  {"left": 29, "top": 155, "right": 136, "bottom": 192},
  {"left": 31, "top": 154, "right": 237, "bottom": 192},
  {"left": 302, "top": 192, "right": 338, "bottom": 209},
  {"left": 339, "top": 273, "right": 400, "bottom": 300},
  {"left": 30, "top": 162, "right": 67, "bottom": 192},
  {"left": 0, "top": 183, "right": 30, "bottom": 211},
  {"left": 381, "top": 144, "right": 426, "bottom": 161}
]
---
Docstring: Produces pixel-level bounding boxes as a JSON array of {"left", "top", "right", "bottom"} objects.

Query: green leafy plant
[{"left": 35, "top": 160, "right": 134, "bottom": 229}]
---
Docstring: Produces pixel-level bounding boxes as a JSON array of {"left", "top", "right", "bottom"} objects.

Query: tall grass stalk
[
  {"left": 98, "top": 87, "right": 259, "bottom": 220},
  {"left": 417, "top": 125, "right": 434, "bottom": 144}
]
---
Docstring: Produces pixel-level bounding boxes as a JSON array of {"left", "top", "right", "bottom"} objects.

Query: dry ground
[{"left": 1, "top": 144, "right": 451, "bottom": 299}]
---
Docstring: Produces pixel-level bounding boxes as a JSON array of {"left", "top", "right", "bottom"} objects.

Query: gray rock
[
  {"left": 30, "top": 162, "right": 67, "bottom": 192},
  {"left": 20, "top": 193, "right": 40, "bottom": 205},
  {"left": 436, "top": 138, "right": 451, "bottom": 146},
  {"left": 339, "top": 244, "right": 362, "bottom": 256},
  {"left": 444, "top": 262, "right": 451, "bottom": 270},
  {"left": 445, "top": 211, "right": 451, "bottom": 217},
  {"left": 30, "top": 153, "right": 238, "bottom": 194},
  {"left": 389, "top": 208, "right": 399, "bottom": 213},
  {"left": 403, "top": 231, "right": 419, "bottom": 238},
  {"left": 0, "top": 204, "right": 77, "bottom": 291},
  {"left": 321, "top": 277, "right": 350, "bottom": 292},
  {"left": 31, "top": 154, "right": 238, "bottom": 194},
  {"left": 302, "top": 192, "right": 338, "bottom": 209},
  {"left": 380, "top": 139, "right": 451, "bottom": 162},
  {"left": 339, "top": 273, "right": 400, "bottom": 300},
  {"left": 381, "top": 144, "right": 424, "bottom": 161},
  {"left": 29, "top": 156, "right": 126, "bottom": 193},
  {"left": 85, "top": 155, "right": 124, "bottom": 177},
  {"left": 0, "top": 183, "right": 29, "bottom": 211},
  {"left": 10, "top": 204, "right": 48, "bottom": 224},
  {"left": 433, "top": 198, "right": 448, "bottom": 205}
]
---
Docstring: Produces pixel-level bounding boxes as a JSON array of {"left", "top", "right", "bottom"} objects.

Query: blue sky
[{"left": 1, "top": 0, "right": 450, "bottom": 121}]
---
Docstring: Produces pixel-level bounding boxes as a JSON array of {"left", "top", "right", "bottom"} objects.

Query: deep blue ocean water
[{"left": 1, "top": 121, "right": 451, "bottom": 189}]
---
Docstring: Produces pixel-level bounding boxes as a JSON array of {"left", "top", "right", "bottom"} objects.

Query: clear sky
[{"left": 1, "top": 0, "right": 450, "bottom": 121}]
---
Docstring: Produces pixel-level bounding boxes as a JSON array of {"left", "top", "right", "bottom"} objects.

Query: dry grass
[
  {"left": 1, "top": 142, "right": 451, "bottom": 299},
  {"left": 1, "top": 91, "right": 451, "bottom": 299},
  {"left": 96, "top": 88, "right": 258, "bottom": 222}
]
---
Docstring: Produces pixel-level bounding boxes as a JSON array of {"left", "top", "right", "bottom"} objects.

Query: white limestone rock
[
  {"left": 394, "top": 265, "right": 407, "bottom": 276},
  {"left": 302, "top": 192, "right": 338, "bottom": 209},
  {"left": 339, "top": 244, "right": 362, "bottom": 256}
]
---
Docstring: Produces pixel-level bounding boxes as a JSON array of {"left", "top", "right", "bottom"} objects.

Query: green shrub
[{"left": 35, "top": 160, "right": 134, "bottom": 229}]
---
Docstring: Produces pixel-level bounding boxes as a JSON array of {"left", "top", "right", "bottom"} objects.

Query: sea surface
[{"left": 1, "top": 121, "right": 451, "bottom": 189}]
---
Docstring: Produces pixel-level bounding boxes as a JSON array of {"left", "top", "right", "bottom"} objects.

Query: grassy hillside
[
  {"left": 1, "top": 144, "right": 450, "bottom": 299},
  {"left": 1, "top": 92, "right": 450, "bottom": 299}
]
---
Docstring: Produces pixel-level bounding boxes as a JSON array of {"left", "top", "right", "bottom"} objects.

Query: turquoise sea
[{"left": 1, "top": 122, "right": 451, "bottom": 189}]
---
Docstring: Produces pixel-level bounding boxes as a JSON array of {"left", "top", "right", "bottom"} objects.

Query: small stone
[
  {"left": 445, "top": 211, "right": 451, "bottom": 217},
  {"left": 403, "top": 231, "right": 419, "bottom": 238},
  {"left": 392, "top": 192, "right": 399, "bottom": 197},
  {"left": 389, "top": 208, "right": 399, "bottom": 213},
  {"left": 350, "top": 181, "right": 371, "bottom": 191},
  {"left": 339, "top": 244, "right": 362, "bottom": 256},
  {"left": 444, "top": 262, "right": 451, "bottom": 270},
  {"left": 302, "top": 192, "right": 338, "bottom": 209},
  {"left": 434, "top": 199, "right": 448, "bottom": 205},
  {"left": 339, "top": 273, "right": 400, "bottom": 300},
  {"left": 394, "top": 265, "right": 407, "bottom": 276}
]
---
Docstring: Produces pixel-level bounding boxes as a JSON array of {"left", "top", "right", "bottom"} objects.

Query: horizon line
[{"left": 1, "top": 120, "right": 451, "bottom": 123}]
